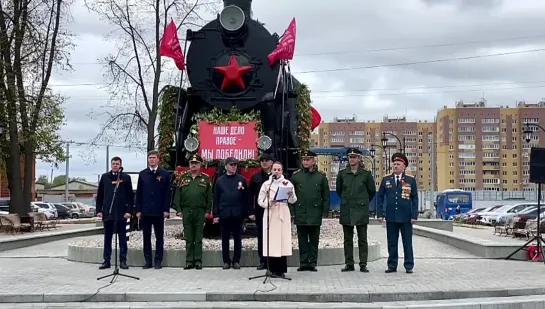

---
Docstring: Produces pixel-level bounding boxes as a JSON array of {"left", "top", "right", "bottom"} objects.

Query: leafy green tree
[{"left": 0, "top": 0, "right": 73, "bottom": 216}]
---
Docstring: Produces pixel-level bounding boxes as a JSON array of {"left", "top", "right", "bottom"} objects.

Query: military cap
[
  {"left": 300, "top": 150, "right": 317, "bottom": 159},
  {"left": 189, "top": 154, "right": 203, "bottom": 163},
  {"left": 392, "top": 152, "right": 408, "bottom": 166},
  {"left": 259, "top": 153, "right": 274, "bottom": 161},
  {"left": 225, "top": 157, "right": 238, "bottom": 165},
  {"left": 347, "top": 148, "right": 362, "bottom": 156}
]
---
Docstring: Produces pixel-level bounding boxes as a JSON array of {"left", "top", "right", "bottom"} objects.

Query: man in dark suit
[
  {"left": 249, "top": 153, "right": 273, "bottom": 270},
  {"left": 135, "top": 150, "right": 171, "bottom": 269},
  {"left": 376, "top": 153, "right": 418, "bottom": 274},
  {"left": 213, "top": 157, "right": 254, "bottom": 270},
  {"left": 96, "top": 156, "right": 134, "bottom": 270}
]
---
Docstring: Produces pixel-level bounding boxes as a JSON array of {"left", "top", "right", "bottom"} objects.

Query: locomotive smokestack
[{"left": 223, "top": 0, "right": 252, "bottom": 19}]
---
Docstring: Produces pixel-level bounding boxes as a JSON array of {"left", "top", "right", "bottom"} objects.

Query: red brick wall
[{"left": 0, "top": 156, "right": 36, "bottom": 199}]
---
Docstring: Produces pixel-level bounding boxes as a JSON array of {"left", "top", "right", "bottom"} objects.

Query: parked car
[
  {"left": 30, "top": 202, "right": 57, "bottom": 219},
  {"left": 452, "top": 207, "right": 486, "bottom": 222},
  {"left": 52, "top": 203, "right": 72, "bottom": 219},
  {"left": 480, "top": 203, "right": 536, "bottom": 226},
  {"left": 61, "top": 202, "right": 94, "bottom": 218}
]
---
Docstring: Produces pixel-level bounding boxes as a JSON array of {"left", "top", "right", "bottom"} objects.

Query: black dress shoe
[
  {"left": 195, "top": 264, "right": 202, "bottom": 270},
  {"left": 184, "top": 264, "right": 194, "bottom": 270},
  {"left": 223, "top": 263, "right": 231, "bottom": 270},
  {"left": 360, "top": 266, "right": 369, "bottom": 273},
  {"left": 99, "top": 262, "right": 110, "bottom": 270},
  {"left": 154, "top": 263, "right": 162, "bottom": 269},
  {"left": 142, "top": 263, "right": 152, "bottom": 269},
  {"left": 232, "top": 263, "right": 241, "bottom": 269},
  {"left": 297, "top": 266, "right": 308, "bottom": 271},
  {"left": 309, "top": 266, "right": 317, "bottom": 272},
  {"left": 120, "top": 262, "right": 129, "bottom": 269},
  {"left": 341, "top": 265, "right": 355, "bottom": 272},
  {"left": 406, "top": 269, "right": 413, "bottom": 273},
  {"left": 385, "top": 268, "right": 397, "bottom": 273}
]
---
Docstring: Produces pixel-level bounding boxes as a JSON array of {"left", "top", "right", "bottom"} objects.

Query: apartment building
[
  {"left": 316, "top": 116, "right": 436, "bottom": 191},
  {"left": 436, "top": 99, "right": 545, "bottom": 192}
]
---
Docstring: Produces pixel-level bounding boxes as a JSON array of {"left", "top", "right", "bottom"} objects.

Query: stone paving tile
[
  {"left": 1, "top": 256, "right": 545, "bottom": 296},
  {"left": 451, "top": 225, "right": 527, "bottom": 244}
]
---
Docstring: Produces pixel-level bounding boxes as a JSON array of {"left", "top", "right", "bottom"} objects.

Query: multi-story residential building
[
  {"left": 316, "top": 115, "right": 436, "bottom": 191},
  {"left": 436, "top": 99, "right": 545, "bottom": 192}
]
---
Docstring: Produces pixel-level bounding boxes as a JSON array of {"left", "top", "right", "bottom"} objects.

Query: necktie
[{"left": 396, "top": 175, "right": 400, "bottom": 186}]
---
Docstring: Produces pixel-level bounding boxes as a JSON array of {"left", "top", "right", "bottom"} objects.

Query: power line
[
  {"left": 311, "top": 84, "right": 545, "bottom": 98},
  {"left": 297, "top": 34, "right": 545, "bottom": 56},
  {"left": 312, "top": 80, "right": 545, "bottom": 93},
  {"left": 294, "top": 48, "right": 545, "bottom": 74},
  {"left": 50, "top": 48, "right": 545, "bottom": 88},
  {"left": 54, "top": 81, "right": 545, "bottom": 101},
  {"left": 69, "top": 33, "right": 545, "bottom": 64}
]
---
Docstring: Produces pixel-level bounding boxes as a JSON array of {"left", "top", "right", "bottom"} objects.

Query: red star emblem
[{"left": 214, "top": 55, "right": 253, "bottom": 91}]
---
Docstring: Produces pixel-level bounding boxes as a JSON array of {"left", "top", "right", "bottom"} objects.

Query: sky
[{"left": 39, "top": 0, "right": 545, "bottom": 183}]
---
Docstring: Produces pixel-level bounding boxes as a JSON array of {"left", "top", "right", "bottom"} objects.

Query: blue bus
[{"left": 434, "top": 189, "right": 472, "bottom": 220}]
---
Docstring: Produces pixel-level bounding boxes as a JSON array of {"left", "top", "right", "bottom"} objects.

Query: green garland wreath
[
  {"left": 156, "top": 83, "right": 313, "bottom": 169},
  {"left": 296, "top": 83, "right": 312, "bottom": 154},
  {"left": 157, "top": 86, "right": 177, "bottom": 169},
  {"left": 188, "top": 106, "right": 262, "bottom": 168}
]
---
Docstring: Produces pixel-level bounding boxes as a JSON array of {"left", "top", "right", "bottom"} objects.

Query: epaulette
[
  {"left": 201, "top": 172, "right": 209, "bottom": 178},
  {"left": 404, "top": 173, "right": 415, "bottom": 178},
  {"left": 384, "top": 173, "right": 393, "bottom": 177},
  {"left": 293, "top": 169, "right": 301, "bottom": 175}
]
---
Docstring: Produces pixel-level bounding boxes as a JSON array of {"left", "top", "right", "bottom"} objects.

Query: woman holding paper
[{"left": 258, "top": 161, "right": 297, "bottom": 277}]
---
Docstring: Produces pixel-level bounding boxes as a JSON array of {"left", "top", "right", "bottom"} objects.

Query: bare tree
[
  {"left": 0, "top": 0, "right": 74, "bottom": 215},
  {"left": 84, "top": 0, "right": 220, "bottom": 152}
]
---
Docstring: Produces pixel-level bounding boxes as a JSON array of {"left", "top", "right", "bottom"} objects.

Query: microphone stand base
[
  {"left": 97, "top": 268, "right": 140, "bottom": 284},
  {"left": 249, "top": 272, "right": 292, "bottom": 283}
]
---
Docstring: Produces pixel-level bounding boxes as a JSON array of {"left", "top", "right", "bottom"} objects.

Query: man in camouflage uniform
[
  {"left": 290, "top": 150, "right": 330, "bottom": 272},
  {"left": 174, "top": 154, "right": 212, "bottom": 270},
  {"left": 336, "top": 148, "right": 376, "bottom": 273}
]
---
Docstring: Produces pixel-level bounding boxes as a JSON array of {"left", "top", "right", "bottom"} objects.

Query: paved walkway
[
  {"left": 0, "top": 224, "right": 96, "bottom": 241},
  {"left": 2, "top": 226, "right": 545, "bottom": 303},
  {"left": 452, "top": 225, "right": 528, "bottom": 244}
]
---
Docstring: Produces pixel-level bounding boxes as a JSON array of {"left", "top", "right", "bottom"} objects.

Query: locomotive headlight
[
  {"left": 219, "top": 5, "right": 245, "bottom": 32},
  {"left": 184, "top": 137, "right": 199, "bottom": 152},
  {"left": 257, "top": 135, "right": 272, "bottom": 150}
]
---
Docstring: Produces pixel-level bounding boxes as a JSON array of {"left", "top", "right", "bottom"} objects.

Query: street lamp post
[
  {"left": 369, "top": 148, "right": 377, "bottom": 218},
  {"left": 371, "top": 144, "right": 389, "bottom": 173},
  {"left": 523, "top": 123, "right": 545, "bottom": 143},
  {"left": 381, "top": 132, "right": 405, "bottom": 154}
]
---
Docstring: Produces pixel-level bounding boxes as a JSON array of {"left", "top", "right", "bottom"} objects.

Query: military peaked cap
[
  {"left": 301, "top": 150, "right": 317, "bottom": 158},
  {"left": 347, "top": 148, "right": 362, "bottom": 156},
  {"left": 189, "top": 154, "right": 203, "bottom": 163},
  {"left": 391, "top": 152, "right": 408, "bottom": 166}
]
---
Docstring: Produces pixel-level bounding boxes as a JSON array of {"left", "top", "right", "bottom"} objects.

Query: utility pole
[
  {"left": 430, "top": 129, "right": 436, "bottom": 212},
  {"left": 65, "top": 142, "right": 70, "bottom": 202},
  {"left": 105, "top": 145, "right": 110, "bottom": 172}
]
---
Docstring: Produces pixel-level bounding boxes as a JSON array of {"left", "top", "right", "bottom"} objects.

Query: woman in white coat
[{"left": 257, "top": 161, "right": 297, "bottom": 277}]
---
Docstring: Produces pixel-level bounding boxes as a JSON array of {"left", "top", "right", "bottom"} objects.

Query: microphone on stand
[{"left": 272, "top": 174, "right": 278, "bottom": 180}]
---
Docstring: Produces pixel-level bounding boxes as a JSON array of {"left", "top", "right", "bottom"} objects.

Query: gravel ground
[{"left": 69, "top": 219, "right": 378, "bottom": 250}]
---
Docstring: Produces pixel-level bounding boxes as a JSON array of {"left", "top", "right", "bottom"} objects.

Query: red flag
[
  {"left": 159, "top": 20, "right": 185, "bottom": 70},
  {"left": 311, "top": 106, "right": 321, "bottom": 130},
  {"left": 267, "top": 18, "right": 296, "bottom": 66}
]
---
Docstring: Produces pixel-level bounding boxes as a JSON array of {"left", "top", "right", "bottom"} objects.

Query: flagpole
[{"left": 174, "top": 38, "right": 189, "bottom": 169}]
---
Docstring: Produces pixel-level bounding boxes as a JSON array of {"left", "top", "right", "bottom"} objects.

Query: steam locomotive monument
[{"left": 157, "top": 0, "right": 313, "bottom": 180}]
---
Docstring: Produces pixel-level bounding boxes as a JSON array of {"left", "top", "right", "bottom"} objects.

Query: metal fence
[{"left": 417, "top": 190, "right": 543, "bottom": 211}]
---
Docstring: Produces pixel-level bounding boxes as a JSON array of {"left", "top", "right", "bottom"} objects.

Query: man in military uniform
[
  {"left": 376, "top": 153, "right": 418, "bottom": 274},
  {"left": 336, "top": 148, "right": 376, "bottom": 273},
  {"left": 290, "top": 150, "right": 330, "bottom": 272},
  {"left": 173, "top": 154, "right": 212, "bottom": 270}
]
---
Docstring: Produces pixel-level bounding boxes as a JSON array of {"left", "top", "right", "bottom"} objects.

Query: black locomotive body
[{"left": 174, "top": 0, "right": 301, "bottom": 175}]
